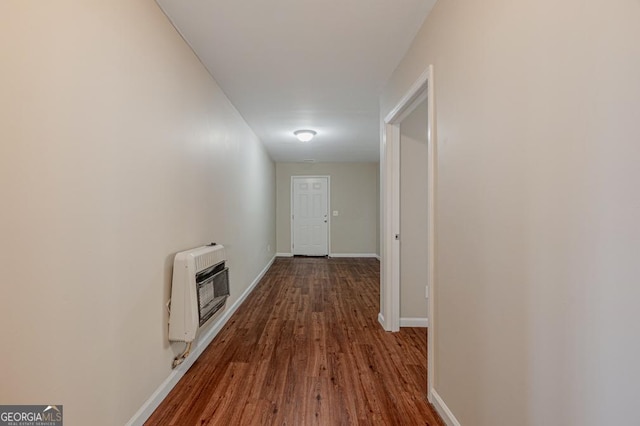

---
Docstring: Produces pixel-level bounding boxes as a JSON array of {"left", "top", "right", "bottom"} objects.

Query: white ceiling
[{"left": 156, "top": 0, "right": 436, "bottom": 163}]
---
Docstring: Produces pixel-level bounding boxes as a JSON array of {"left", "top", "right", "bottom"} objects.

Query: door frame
[
  {"left": 290, "top": 175, "right": 331, "bottom": 256},
  {"left": 380, "top": 65, "right": 436, "bottom": 400}
]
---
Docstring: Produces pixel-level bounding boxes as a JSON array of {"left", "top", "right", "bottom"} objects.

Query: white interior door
[{"left": 292, "top": 176, "right": 329, "bottom": 256}]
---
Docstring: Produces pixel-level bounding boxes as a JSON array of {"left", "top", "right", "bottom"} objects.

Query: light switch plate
[{"left": 332, "top": 210, "right": 339, "bottom": 216}]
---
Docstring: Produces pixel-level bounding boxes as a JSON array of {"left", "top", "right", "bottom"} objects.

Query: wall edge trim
[
  {"left": 400, "top": 317, "right": 428, "bottom": 328},
  {"left": 430, "top": 389, "right": 462, "bottom": 426},
  {"left": 378, "top": 312, "right": 386, "bottom": 329},
  {"left": 329, "top": 253, "right": 379, "bottom": 258}
]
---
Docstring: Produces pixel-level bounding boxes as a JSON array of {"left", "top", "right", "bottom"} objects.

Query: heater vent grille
[{"left": 194, "top": 250, "right": 223, "bottom": 272}]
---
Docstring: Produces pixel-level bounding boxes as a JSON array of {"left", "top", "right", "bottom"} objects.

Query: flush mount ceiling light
[{"left": 294, "top": 129, "right": 317, "bottom": 142}]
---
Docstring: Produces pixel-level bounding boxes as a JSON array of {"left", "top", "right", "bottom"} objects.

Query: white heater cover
[{"left": 168, "top": 244, "right": 227, "bottom": 342}]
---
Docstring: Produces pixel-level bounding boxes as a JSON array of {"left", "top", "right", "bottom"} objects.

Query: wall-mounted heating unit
[{"left": 168, "top": 244, "right": 229, "bottom": 366}]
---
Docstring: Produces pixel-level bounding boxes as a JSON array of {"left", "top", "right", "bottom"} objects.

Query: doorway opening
[
  {"left": 381, "top": 65, "right": 435, "bottom": 401},
  {"left": 399, "top": 98, "right": 429, "bottom": 328}
]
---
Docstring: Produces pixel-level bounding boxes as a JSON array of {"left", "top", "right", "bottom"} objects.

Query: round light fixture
[{"left": 294, "top": 130, "right": 317, "bottom": 142}]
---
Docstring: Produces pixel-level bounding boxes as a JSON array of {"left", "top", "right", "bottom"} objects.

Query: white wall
[
  {"left": 276, "top": 162, "right": 379, "bottom": 256},
  {"left": 382, "top": 0, "right": 640, "bottom": 424},
  {"left": 0, "top": 2, "right": 275, "bottom": 425},
  {"left": 400, "top": 100, "right": 429, "bottom": 320}
]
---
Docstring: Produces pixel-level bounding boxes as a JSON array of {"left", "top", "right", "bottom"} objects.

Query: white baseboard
[
  {"left": 430, "top": 389, "right": 461, "bottom": 426},
  {"left": 378, "top": 312, "right": 385, "bottom": 328},
  {"left": 375, "top": 254, "right": 381, "bottom": 261},
  {"left": 277, "top": 253, "right": 380, "bottom": 259},
  {"left": 125, "top": 255, "right": 276, "bottom": 426},
  {"left": 400, "top": 317, "right": 429, "bottom": 328},
  {"left": 329, "top": 253, "right": 379, "bottom": 258}
]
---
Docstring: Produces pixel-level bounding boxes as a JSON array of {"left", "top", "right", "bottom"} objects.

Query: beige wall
[
  {"left": 382, "top": 0, "right": 640, "bottom": 424},
  {"left": 276, "top": 163, "right": 379, "bottom": 255},
  {"left": 400, "top": 100, "right": 429, "bottom": 320},
  {"left": 0, "top": 2, "right": 275, "bottom": 425}
]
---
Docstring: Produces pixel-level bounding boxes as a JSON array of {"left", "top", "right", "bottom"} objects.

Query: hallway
[{"left": 147, "top": 257, "right": 442, "bottom": 425}]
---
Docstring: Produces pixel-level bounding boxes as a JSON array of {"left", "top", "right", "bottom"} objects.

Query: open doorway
[
  {"left": 380, "top": 65, "right": 435, "bottom": 401},
  {"left": 399, "top": 99, "right": 429, "bottom": 327}
]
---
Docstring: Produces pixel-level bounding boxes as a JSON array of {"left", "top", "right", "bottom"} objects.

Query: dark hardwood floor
[{"left": 146, "top": 257, "right": 443, "bottom": 425}]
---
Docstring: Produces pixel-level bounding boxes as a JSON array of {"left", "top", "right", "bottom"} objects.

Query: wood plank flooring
[{"left": 146, "top": 257, "right": 443, "bottom": 425}]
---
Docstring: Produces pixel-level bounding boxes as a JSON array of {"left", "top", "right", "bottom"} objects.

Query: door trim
[
  {"left": 381, "top": 65, "right": 435, "bottom": 401},
  {"left": 290, "top": 175, "right": 331, "bottom": 256}
]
